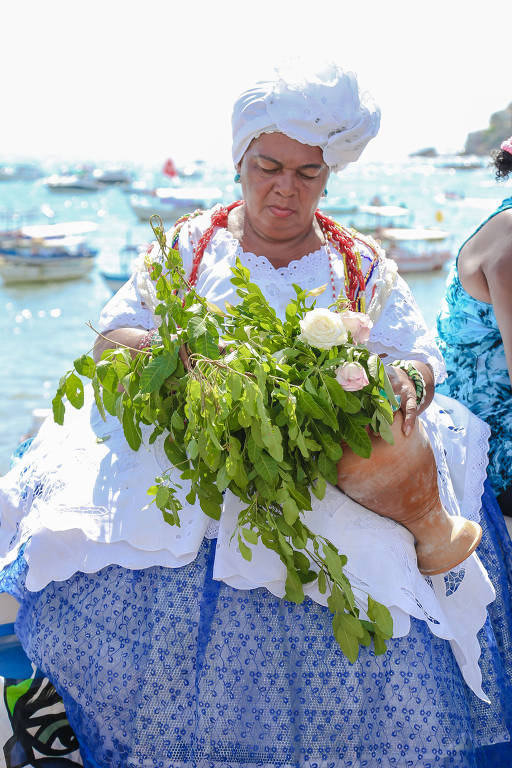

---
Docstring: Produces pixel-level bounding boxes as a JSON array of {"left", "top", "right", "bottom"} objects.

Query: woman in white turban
[{"left": 1, "top": 63, "right": 512, "bottom": 768}]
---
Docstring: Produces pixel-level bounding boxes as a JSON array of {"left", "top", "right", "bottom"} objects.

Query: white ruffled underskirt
[{"left": 0, "top": 386, "right": 494, "bottom": 701}]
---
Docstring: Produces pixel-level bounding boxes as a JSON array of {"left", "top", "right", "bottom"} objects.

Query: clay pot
[{"left": 336, "top": 412, "right": 482, "bottom": 575}]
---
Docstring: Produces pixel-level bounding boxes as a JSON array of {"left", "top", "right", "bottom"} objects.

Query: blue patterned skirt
[{"left": 0, "top": 481, "right": 511, "bottom": 768}]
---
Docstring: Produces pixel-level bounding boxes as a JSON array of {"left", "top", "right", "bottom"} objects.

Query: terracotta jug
[{"left": 336, "top": 412, "right": 482, "bottom": 575}]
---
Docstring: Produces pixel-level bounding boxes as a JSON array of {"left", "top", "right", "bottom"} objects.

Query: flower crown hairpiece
[{"left": 500, "top": 136, "right": 512, "bottom": 156}]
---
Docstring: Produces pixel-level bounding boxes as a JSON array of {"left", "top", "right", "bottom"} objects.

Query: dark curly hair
[{"left": 491, "top": 144, "right": 512, "bottom": 180}]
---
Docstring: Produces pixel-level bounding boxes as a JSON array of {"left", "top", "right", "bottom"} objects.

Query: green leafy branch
[{"left": 52, "top": 215, "right": 398, "bottom": 662}]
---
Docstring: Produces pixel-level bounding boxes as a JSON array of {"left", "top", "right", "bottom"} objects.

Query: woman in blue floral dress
[{"left": 437, "top": 138, "right": 512, "bottom": 515}]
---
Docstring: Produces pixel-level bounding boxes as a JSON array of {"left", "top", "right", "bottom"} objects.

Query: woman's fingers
[
  {"left": 400, "top": 384, "right": 417, "bottom": 436},
  {"left": 387, "top": 365, "right": 417, "bottom": 436}
]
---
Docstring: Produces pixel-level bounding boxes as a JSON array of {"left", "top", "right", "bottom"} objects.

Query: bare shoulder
[{"left": 463, "top": 207, "right": 512, "bottom": 262}]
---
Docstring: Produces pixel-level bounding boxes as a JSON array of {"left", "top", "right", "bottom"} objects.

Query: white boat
[
  {"left": 99, "top": 243, "right": 143, "bottom": 293},
  {"left": 345, "top": 204, "right": 412, "bottom": 233},
  {"left": 0, "top": 162, "right": 42, "bottom": 181},
  {"left": 0, "top": 220, "right": 98, "bottom": 243},
  {"left": 378, "top": 227, "right": 453, "bottom": 273},
  {"left": 435, "top": 155, "right": 486, "bottom": 171},
  {"left": 91, "top": 167, "right": 133, "bottom": 185},
  {"left": 0, "top": 221, "right": 98, "bottom": 283},
  {"left": 45, "top": 173, "right": 101, "bottom": 192},
  {"left": 318, "top": 196, "right": 359, "bottom": 218},
  {"left": 130, "top": 186, "right": 223, "bottom": 222}
]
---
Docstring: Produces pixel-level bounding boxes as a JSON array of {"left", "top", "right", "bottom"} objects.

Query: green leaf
[
  {"left": 228, "top": 372, "right": 243, "bottom": 401},
  {"left": 155, "top": 485, "right": 170, "bottom": 510},
  {"left": 282, "top": 497, "right": 299, "bottom": 525},
  {"left": 373, "top": 633, "right": 388, "bottom": 656},
  {"left": 367, "top": 597, "right": 393, "bottom": 639},
  {"left": 322, "top": 375, "right": 348, "bottom": 408},
  {"left": 318, "top": 452, "right": 338, "bottom": 485},
  {"left": 377, "top": 415, "right": 394, "bottom": 445},
  {"left": 102, "top": 388, "right": 118, "bottom": 417},
  {"left": 381, "top": 366, "right": 399, "bottom": 411},
  {"left": 216, "top": 463, "right": 231, "bottom": 493},
  {"left": 284, "top": 568, "right": 305, "bottom": 604},
  {"left": 317, "top": 569, "right": 327, "bottom": 594},
  {"left": 242, "top": 527, "right": 259, "bottom": 545},
  {"left": 257, "top": 453, "right": 279, "bottom": 487},
  {"left": 296, "top": 389, "right": 338, "bottom": 431},
  {"left": 311, "top": 475, "right": 327, "bottom": 500},
  {"left": 52, "top": 393, "right": 65, "bottom": 425},
  {"left": 122, "top": 406, "right": 142, "bottom": 451},
  {"left": 95, "top": 361, "right": 119, "bottom": 393},
  {"left": 140, "top": 348, "right": 179, "bottom": 393},
  {"left": 238, "top": 533, "right": 253, "bottom": 561},
  {"left": 285, "top": 301, "right": 298, "bottom": 322},
  {"left": 288, "top": 485, "right": 312, "bottom": 511},
  {"left": 164, "top": 436, "right": 189, "bottom": 469},
  {"left": 171, "top": 411, "right": 185, "bottom": 432},
  {"left": 65, "top": 372, "right": 84, "bottom": 409},
  {"left": 260, "top": 422, "right": 283, "bottom": 462},
  {"left": 198, "top": 496, "right": 221, "bottom": 520},
  {"left": 74, "top": 354, "right": 96, "bottom": 378},
  {"left": 92, "top": 378, "right": 106, "bottom": 420},
  {"left": 332, "top": 613, "right": 361, "bottom": 663},
  {"left": 340, "top": 416, "right": 372, "bottom": 458}
]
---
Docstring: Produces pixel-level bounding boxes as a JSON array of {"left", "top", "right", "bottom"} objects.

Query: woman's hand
[{"left": 386, "top": 361, "right": 435, "bottom": 436}]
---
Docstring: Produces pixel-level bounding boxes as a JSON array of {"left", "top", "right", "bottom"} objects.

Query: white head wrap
[{"left": 232, "top": 63, "right": 380, "bottom": 172}]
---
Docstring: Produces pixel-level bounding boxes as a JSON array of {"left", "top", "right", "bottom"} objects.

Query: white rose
[{"left": 299, "top": 308, "right": 348, "bottom": 350}]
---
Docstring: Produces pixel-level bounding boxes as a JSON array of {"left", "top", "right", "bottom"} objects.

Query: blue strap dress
[{"left": 437, "top": 196, "right": 512, "bottom": 497}]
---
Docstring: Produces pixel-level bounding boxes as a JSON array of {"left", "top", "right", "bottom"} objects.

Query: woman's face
[{"left": 238, "top": 133, "right": 329, "bottom": 241}]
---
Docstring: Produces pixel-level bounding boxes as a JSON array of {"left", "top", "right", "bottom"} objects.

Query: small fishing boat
[
  {"left": 99, "top": 243, "right": 143, "bottom": 293},
  {"left": 0, "top": 221, "right": 98, "bottom": 283},
  {"left": 318, "top": 196, "right": 359, "bottom": 218},
  {"left": 344, "top": 204, "right": 412, "bottom": 233},
  {"left": 91, "top": 167, "right": 133, "bottom": 186},
  {"left": 129, "top": 186, "right": 223, "bottom": 222},
  {"left": 378, "top": 227, "right": 453, "bottom": 273},
  {"left": 45, "top": 173, "right": 101, "bottom": 192},
  {"left": 0, "top": 162, "right": 43, "bottom": 182},
  {"left": 435, "top": 156, "right": 486, "bottom": 171}
]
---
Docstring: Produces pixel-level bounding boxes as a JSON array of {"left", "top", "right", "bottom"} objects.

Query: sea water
[{"left": 0, "top": 158, "right": 508, "bottom": 472}]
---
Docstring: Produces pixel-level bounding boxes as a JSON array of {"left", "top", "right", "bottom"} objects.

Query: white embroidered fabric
[{"left": 0, "top": 207, "right": 495, "bottom": 701}]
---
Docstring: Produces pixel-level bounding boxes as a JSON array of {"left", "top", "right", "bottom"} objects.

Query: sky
[{"left": 0, "top": 0, "right": 509, "bottom": 168}]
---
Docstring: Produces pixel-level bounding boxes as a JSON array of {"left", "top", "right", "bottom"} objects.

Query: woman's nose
[{"left": 274, "top": 170, "right": 295, "bottom": 196}]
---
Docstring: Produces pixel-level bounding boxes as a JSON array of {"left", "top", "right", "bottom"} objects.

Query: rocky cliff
[{"left": 464, "top": 103, "right": 512, "bottom": 155}]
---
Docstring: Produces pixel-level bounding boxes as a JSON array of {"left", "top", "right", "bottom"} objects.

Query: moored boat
[
  {"left": 0, "top": 221, "right": 98, "bottom": 283},
  {"left": 0, "top": 162, "right": 43, "bottom": 182},
  {"left": 45, "top": 173, "right": 101, "bottom": 192},
  {"left": 343, "top": 203, "right": 412, "bottom": 233},
  {"left": 378, "top": 227, "right": 453, "bottom": 273},
  {"left": 99, "top": 243, "right": 143, "bottom": 293},
  {"left": 129, "top": 186, "right": 223, "bottom": 222}
]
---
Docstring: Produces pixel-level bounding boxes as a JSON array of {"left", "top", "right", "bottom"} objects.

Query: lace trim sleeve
[{"left": 366, "top": 258, "right": 446, "bottom": 384}]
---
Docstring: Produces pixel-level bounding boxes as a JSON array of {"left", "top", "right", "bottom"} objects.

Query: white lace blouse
[{"left": 0, "top": 207, "right": 494, "bottom": 701}]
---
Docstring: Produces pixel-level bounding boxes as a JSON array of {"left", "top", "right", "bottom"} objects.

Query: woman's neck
[{"left": 227, "top": 205, "right": 324, "bottom": 268}]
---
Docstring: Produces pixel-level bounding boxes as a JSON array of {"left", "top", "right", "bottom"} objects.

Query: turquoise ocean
[{"left": 1, "top": 158, "right": 510, "bottom": 473}]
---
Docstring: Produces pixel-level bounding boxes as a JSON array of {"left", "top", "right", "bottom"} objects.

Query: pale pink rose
[
  {"left": 335, "top": 362, "right": 369, "bottom": 391},
  {"left": 340, "top": 310, "right": 373, "bottom": 344}
]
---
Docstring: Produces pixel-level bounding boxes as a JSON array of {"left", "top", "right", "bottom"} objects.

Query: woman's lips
[{"left": 268, "top": 205, "right": 294, "bottom": 218}]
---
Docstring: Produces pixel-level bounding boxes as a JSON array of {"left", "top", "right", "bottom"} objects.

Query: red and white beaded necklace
[{"left": 178, "top": 201, "right": 365, "bottom": 309}]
